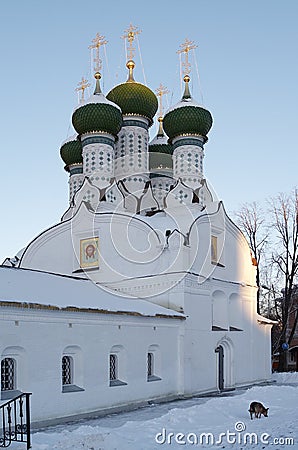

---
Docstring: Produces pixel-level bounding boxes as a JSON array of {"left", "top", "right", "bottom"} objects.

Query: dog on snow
[{"left": 249, "top": 401, "right": 269, "bottom": 420}]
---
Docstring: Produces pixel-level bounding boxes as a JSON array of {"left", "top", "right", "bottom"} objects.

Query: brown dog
[{"left": 249, "top": 402, "right": 269, "bottom": 419}]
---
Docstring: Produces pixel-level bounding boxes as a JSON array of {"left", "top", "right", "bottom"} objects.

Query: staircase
[{"left": 0, "top": 393, "right": 32, "bottom": 449}]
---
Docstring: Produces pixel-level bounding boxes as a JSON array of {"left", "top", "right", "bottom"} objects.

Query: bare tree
[
  {"left": 235, "top": 202, "right": 268, "bottom": 314},
  {"left": 269, "top": 189, "right": 298, "bottom": 371}
]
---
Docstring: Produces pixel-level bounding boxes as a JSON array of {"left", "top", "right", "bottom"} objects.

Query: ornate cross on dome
[
  {"left": 89, "top": 33, "right": 108, "bottom": 73},
  {"left": 155, "top": 84, "right": 169, "bottom": 119},
  {"left": 177, "top": 38, "right": 197, "bottom": 76},
  {"left": 122, "top": 24, "right": 142, "bottom": 61},
  {"left": 76, "top": 76, "right": 90, "bottom": 103}
]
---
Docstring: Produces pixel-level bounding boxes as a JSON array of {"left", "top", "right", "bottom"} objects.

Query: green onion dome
[
  {"left": 149, "top": 118, "right": 172, "bottom": 154},
  {"left": 72, "top": 73, "right": 123, "bottom": 137},
  {"left": 60, "top": 134, "right": 82, "bottom": 170},
  {"left": 106, "top": 61, "right": 158, "bottom": 126},
  {"left": 163, "top": 75, "right": 213, "bottom": 143}
]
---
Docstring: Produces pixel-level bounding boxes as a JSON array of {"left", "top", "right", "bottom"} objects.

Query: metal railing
[{"left": 0, "top": 393, "right": 31, "bottom": 449}]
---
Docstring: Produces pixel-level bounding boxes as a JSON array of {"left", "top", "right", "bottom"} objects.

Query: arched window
[
  {"left": 62, "top": 356, "right": 73, "bottom": 386},
  {"left": 147, "top": 352, "right": 154, "bottom": 379},
  {"left": 109, "top": 354, "right": 118, "bottom": 381},
  {"left": 147, "top": 345, "right": 161, "bottom": 382},
  {"left": 1, "top": 358, "right": 15, "bottom": 391},
  {"left": 109, "top": 345, "right": 127, "bottom": 387}
]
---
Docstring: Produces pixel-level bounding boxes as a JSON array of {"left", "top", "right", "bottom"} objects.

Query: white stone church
[{"left": 0, "top": 31, "right": 273, "bottom": 425}]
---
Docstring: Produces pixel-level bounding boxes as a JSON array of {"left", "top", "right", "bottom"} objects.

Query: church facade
[{"left": 0, "top": 31, "right": 273, "bottom": 425}]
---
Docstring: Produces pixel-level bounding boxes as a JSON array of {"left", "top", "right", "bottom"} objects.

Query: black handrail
[{"left": 0, "top": 393, "right": 32, "bottom": 449}]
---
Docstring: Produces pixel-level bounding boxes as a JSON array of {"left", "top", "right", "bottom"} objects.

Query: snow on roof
[
  {"left": 60, "top": 133, "right": 78, "bottom": 146},
  {"left": 0, "top": 266, "right": 184, "bottom": 320},
  {"left": 73, "top": 93, "right": 121, "bottom": 112},
  {"left": 166, "top": 97, "right": 205, "bottom": 113},
  {"left": 257, "top": 314, "right": 277, "bottom": 325}
]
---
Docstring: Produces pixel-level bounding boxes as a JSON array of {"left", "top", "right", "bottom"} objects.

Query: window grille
[
  {"left": 62, "top": 356, "right": 72, "bottom": 385},
  {"left": 110, "top": 354, "right": 117, "bottom": 380},
  {"left": 1, "top": 358, "right": 15, "bottom": 391},
  {"left": 147, "top": 352, "right": 154, "bottom": 378}
]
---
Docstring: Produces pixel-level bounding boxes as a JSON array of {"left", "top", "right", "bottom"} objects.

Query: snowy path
[{"left": 9, "top": 374, "right": 298, "bottom": 449}]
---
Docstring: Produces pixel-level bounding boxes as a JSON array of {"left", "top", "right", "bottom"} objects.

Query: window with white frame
[{"left": 1, "top": 358, "right": 15, "bottom": 391}]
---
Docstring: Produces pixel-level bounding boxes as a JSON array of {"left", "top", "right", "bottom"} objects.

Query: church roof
[{"left": 0, "top": 267, "right": 185, "bottom": 320}]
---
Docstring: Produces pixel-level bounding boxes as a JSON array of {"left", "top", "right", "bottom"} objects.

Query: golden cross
[
  {"left": 155, "top": 84, "right": 169, "bottom": 117},
  {"left": 177, "top": 38, "right": 197, "bottom": 75},
  {"left": 88, "top": 33, "right": 108, "bottom": 72},
  {"left": 76, "top": 76, "right": 90, "bottom": 102},
  {"left": 122, "top": 24, "right": 142, "bottom": 60}
]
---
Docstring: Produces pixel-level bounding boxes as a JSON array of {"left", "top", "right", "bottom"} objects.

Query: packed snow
[{"left": 9, "top": 373, "right": 298, "bottom": 449}]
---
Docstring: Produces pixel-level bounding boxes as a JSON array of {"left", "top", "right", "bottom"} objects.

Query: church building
[{"left": 0, "top": 28, "right": 273, "bottom": 425}]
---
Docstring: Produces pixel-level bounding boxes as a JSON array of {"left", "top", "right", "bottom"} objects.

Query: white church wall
[{"left": 0, "top": 307, "right": 182, "bottom": 423}]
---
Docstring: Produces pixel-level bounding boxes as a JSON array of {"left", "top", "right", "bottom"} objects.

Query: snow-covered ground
[{"left": 10, "top": 373, "right": 298, "bottom": 449}]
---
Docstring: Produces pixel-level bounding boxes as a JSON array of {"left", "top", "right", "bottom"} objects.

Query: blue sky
[{"left": 0, "top": 0, "right": 297, "bottom": 262}]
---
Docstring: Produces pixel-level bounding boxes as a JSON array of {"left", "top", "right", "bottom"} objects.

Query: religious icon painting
[{"left": 80, "top": 237, "right": 99, "bottom": 268}]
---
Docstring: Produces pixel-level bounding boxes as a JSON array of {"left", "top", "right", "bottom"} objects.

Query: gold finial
[
  {"left": 155, "top": 84, "right": 169, "bottom": 119},
  {"left": 122, "top": 24, "right": 142, "bottom": 61},
  {"left": 89, "top": 33, "right": 108, "bottom": 73},
  {"left": 155, "top": 84, "right": 169, "bottom": 136},
  {"left": 177, "top": 38, "right": 197, "bottom": 76},
  {"left": 76, "top": 76, "right": 90, "bottom": 103}
]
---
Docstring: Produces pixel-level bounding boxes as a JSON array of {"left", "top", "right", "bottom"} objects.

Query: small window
[
  {"left": 211, "top": 235, "right": 218, "bottom": 263},
  {"left": 62, "top": 356, "right": 73, "bottom": 385},
  {"left": 1, "top": 358, "right": 15, "bottom": 391},
  {"left": 110, "top": 354, "right": 118, "bottom": 381},
  {"left": 147, "top": 352, "right": 154, "bottom": 379},
  {"left": 147, "top": 348, "right": 162, "bottom": 382}
]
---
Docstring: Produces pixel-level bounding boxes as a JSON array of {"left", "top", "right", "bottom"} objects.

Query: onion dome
[
  {"left": 106, "top": 60, "right": 158, "bottom": 126},
  {"left": 72, "top": 73, "right": 123, "bottom": 137},
  {"left": 60, "top": 134, "right": 82, "bottom": 171},
  {"left": 163, "top": 75, "right": 213, "bottom": 143}
]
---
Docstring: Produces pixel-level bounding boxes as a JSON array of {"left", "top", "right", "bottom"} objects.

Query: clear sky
[{"left": 0, "top": 0, "right": 297, "bottom": 262}]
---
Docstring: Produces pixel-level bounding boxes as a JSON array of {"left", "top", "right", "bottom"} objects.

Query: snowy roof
[
  {"left": 73, "top": 93, "right": 121, "bottom": 112},
  {"left": 166, "top": 96, "right": 205, "bottom": 113},
  {"left": 256, "top": 314, "right": 277, "bottom": 325},
  {"left": 149, "top": 134, "right": 168, "bottom": 146},
  {"left": 0, "top": 266, "right": 184, "bottom": 320},
  {"left": 60, "top": 133, "right": 78, "bottom": 146}
]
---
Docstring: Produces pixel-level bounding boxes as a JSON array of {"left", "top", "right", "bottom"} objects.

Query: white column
[
  {"left": 81, "top": 133, "right": 115, "bottom": 188},
  {"left": 114, "top": 117, "right": 149, "bottom": 196},
  {"left": 68, "top": 165, "right": 84, "bottom": 203},
  {"left": 172, "top": 136, "right": 205, "bottom": 188}
]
